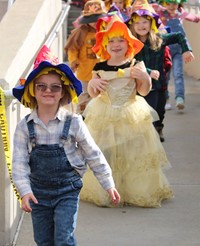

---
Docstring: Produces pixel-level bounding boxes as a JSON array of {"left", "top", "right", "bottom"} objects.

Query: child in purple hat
[{"left": 127, "top": 0, "right": 194, "bottom": 141}]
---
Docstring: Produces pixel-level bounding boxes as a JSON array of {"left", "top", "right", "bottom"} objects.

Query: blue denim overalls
[
  {"left": 27, "top": 115, "right": 82, "bottom": 246},
  {"left": 165, "top": 11, "right": 190, "bottom": 100}
]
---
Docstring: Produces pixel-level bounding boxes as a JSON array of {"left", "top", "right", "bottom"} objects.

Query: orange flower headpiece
[{"left": 92, "top": 14, "right": 144, "bottom": 60}]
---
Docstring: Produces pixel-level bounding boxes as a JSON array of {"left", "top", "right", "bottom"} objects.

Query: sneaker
[
  {"left": 176, "top": 97, "right": 185, "bottom": 110},
  {"left": 165, "top": 101, "right": 172, "bottom": 111}
]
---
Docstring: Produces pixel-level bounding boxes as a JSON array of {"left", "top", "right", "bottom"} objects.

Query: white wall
[{"left": 183, "top": 4, "right": 200, "bottom": 80}]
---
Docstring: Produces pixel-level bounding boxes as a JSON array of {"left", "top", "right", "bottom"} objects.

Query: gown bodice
[{"left": 98, "top": 71, "right": 136, "bottom": 107}]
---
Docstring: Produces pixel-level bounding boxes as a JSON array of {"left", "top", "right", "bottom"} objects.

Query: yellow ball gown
[{"left": 80, "top": 67, "right": 173, "bottom": 208}]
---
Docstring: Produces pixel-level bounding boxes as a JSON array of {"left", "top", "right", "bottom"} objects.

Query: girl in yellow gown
[{"left": 80, "top": 14, "right": 173, "bottom": 207}]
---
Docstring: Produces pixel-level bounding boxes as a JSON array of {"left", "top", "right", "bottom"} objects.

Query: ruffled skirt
[{"left": 81, "top": 94, "right": 173, "bottom": 207}]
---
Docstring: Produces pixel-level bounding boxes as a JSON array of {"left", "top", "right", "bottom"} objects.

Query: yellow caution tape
[{"left": 0, "top": 87, "right": 21, "bottom": 202}]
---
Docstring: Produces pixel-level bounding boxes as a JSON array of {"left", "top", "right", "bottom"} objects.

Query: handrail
[
  {"left": 45, "top": 0, "right": 71, "bottom": 47},
  {"left": 7, "top": 0, "right": 15, "bottom": 10}
]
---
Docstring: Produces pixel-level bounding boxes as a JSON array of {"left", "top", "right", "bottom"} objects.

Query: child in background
[
  {"left": 12, "top": 45, "right": 120, "bottom": 245},
  {"left": 104, "top": 0, "right": 132, "bottom": 21},
  {"left": 80, "top": 14, "right": 173, "bottom": 208},
  {"left": 64, "top": 0, "right": 107, "bottom": 114},
  {"left": 128, "top": 0, "right": 194, "bottom": 141},
  {"left": 152, "top": 0, "right": 200, "bottom": 110}
]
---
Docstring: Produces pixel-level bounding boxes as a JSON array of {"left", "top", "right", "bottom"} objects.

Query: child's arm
[
  {"left": 107, "top": 188, "right": 121, "bottom": 205},
  {"left": 87, "top": 72, "right": 108, "bottom": 97},
  {"left": 130, "top": 61, "right": 152, "bottom": 96},
  {"left": 164, "top": 32, "right": 195, "bottom": 63},
  {"left": 182, "top": 51, "right": 195, "bottom": 63},
  {"left": 12, "top": 120, "right": 38, "bottom": 212},
  {"left": 150, "top": 70, "right": 160, "bottom": 81},
  {"left": 88, "top": 62, "right": 152, "bottom": 97},
  {"left": 180, "top": 7, "right": 200, "bottom": 23},
  {"left": 67, "top": 49, "right": 80, "bottom": 72},
  {"left": 21, "top": 193, "right": 38, "bottom": 212},
  {"left": 151, "top": 3, "right": 165, "bottom": 13}
]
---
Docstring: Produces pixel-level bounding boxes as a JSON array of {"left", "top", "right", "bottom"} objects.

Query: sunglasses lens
[
  {"left": 36, "top": 84, "right": 47, "bottom": 92},
  {"left": 35, "top": 84, "right": 62, "bottom": 92},
  {"left": 51, "top": 85, "right": 62, "bottom": 92}
]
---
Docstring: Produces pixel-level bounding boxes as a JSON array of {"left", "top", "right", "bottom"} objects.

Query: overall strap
[
  {"left": 61, "top": 115, "right": 72, "bottom": 140},
  {"left": 26, "top": 114, "right": 36, "bottom": 147}
]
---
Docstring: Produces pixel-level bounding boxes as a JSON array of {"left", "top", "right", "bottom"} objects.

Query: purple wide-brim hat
[
  {"left": 131, "top": 9, "right": 162, "bottom": 28},
  {"left": 13, "top": 61, "right": 83, "bottom": 103}
]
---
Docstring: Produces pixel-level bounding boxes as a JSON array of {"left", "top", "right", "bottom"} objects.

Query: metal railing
[
  {"left": 46, "top": 1, "right": 71, "bottom": 48},
  {"left": 7, "top": 0, "right": 15, "bottom": 10}
]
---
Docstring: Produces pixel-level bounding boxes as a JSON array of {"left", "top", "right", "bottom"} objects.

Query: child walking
[
  {"left": 80, "top": 14, "right": 174, "bottom": 208},
  {"left": 127, "top": 0, "right": 194, "bottom": 141},
  {"left": 12, "top": 45, "right": 120, "bottom": 246},
  {"left": 152, "top": 0, "right": 200, "bottom": 110},
  {"left": 64, "top": 0, "right": 107, "bottom": 114}
]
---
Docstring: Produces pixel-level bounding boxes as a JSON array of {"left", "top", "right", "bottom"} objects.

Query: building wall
[{"left": 183, "top": 4, "right": 200, "bottom": 80}]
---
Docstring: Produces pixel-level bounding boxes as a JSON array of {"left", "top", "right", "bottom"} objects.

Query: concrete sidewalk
[{"left": 15, "top": 74, "right": 200, "bottom": 246}]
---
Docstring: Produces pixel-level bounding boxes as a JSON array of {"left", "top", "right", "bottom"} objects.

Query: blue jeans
[
  {"left": 166, "top": 17, "right": 187, "bottom": 100},
  {"left": 168, "top": 44, "right": 185, "bottom": 100},
  {"left": 30, "top": 180, "right": 82, "bottom": 246}
]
